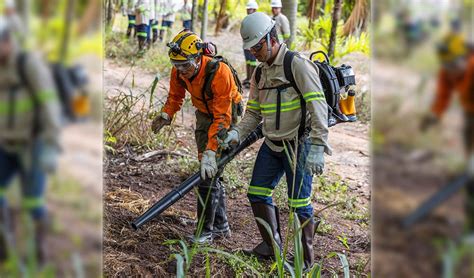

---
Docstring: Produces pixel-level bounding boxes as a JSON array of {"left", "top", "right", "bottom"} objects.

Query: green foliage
[
  {"left": 297, "top": 10, "right": 370, "bottom": 61},
  {"left": 337, "top": 234, "right": 350, "bottom": 250},
  {"left": 105, "top": 30, "right": 172, "bottom": 76},
  {"left": 314, "top": 174, "right": 349, "bottom": 204}
]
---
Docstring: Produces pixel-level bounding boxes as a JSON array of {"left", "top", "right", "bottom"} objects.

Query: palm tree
[
  {"left": 201, "top": 0, "right": 209, "bottom": 40},
  {"left": 328, "top": 0, "right": 342, "bottom": 59},
  {"left": 343, "top": 0, "right": 369, "bottom": 36}
]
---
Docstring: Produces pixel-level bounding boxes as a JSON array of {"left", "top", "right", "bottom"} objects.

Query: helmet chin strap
[
  {"left": 264, "top": 33, "right": 272, "bottom": 63},
  {"left": 190, "top": 57, "right": 201, "bottom": 78}
]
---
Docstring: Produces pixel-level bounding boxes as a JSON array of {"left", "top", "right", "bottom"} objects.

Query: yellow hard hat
[
  {"left": 437, "top": 33, "right": 467, "bottom": 64},
  {"left": 167, "top": 30, "right": 203, "bottom": 61}
]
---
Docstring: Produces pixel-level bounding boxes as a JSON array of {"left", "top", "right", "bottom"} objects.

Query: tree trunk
[
  {"left": 307, "top": 0, "right": 317, "bottom": 28},
  {"left": 200, "top": 0, "right": 209, "bottom": 40},
  {"left": 328, "top": 0, "right": 342, "bottom": 59},
  {"left": 191, "top": 0, "right": 198, "bottom": 32},
  {"left": 215, "top": 0, "right": 227, "bottom": 34},
  {"left": 105, "top": 0, "right": 115, "bottom": 29},
  {"left": 281, "top": 0, "right": 297, "bottom": 48},
  {"left": 61, "top": 0, "right": 75, "bottom": 61},
  {"left": 77, "top": 0, "right": 100, "bottom": 35}
]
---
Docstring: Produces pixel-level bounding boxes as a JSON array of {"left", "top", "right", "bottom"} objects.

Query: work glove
[
  {"left": 39, "top": 145, "right": 60, "bottom": 174},
  {"left": 306, "top": 145, "right": 325, "bottom": 176},
  {"left": 151, "top": 112, "right": 171, "bottom": 134},
  {"left": 219, "top": 129, "right": 240, "bottom": 150},
  {"left": 201, "top": 150, "right": 218, "bottom": 180},
  {"left": 420, "top": 114, "right": 439, "bottom": 132}
]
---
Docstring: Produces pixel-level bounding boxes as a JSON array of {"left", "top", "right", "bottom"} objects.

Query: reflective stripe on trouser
[
  {"left": 244, "top": 49, "right": 256, "bottom": 64},
  {"left": 0, "top": 141, "right": 47, "bottom": 220},
  {"left": 194, "top": 110, "right": 228, "bottom": 231},
  {"left": 136, "top": 24, "right": 148, "bottom": 38},
  {"left": 247, "top": 138, "right": 313, "bottom": 219},
  {"left": 128, "top": 15, "right": 136, "bottom": 27}
]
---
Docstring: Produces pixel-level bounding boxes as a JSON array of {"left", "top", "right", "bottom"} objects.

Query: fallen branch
[{"left": 133, "top": 150, "right": 189, "bottom": 161}]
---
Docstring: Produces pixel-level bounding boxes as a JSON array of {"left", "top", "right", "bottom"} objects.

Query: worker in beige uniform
[
  {"left": 3, "top": 0, "right": 25, "bottom": 45},
  {"left": 270, "top": 0, "right": 290, "bottom": 44},
  {"left": 0, "top": 17, "right": 61, "bottom": 264},
  {"left": 221, "top": 12, "right": 330, "bottom": 271}
]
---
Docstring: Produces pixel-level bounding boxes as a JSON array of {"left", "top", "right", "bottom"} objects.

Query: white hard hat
[
  {"left": 270, "top": 0, "right": 282, "bottom": 8},
  {"left": 240, "top": 12, "right": 275, "bottom": 49},
  {"left": 246, "top": 1, "right": 258, "bottom": 10},
  {"left": 5, "top": 0, "right": 16, "bottom": 9}
]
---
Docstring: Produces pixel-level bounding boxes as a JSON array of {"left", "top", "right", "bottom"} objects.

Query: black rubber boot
[
  {"left": 299, "top": 216, "right": 316, "bottom": 271},
  {"left": 191, "top": 181, "right": 219, "bottom": 244},
  {"left": 34, "top": 217, "right": 49, "bottom": 266},
  {"left": 152, "top": 29, "right": 158, "bottom": 43},
  {"left": 159, "top": 29, "right": 165, "bottom": 43},
  {"left": 242, "top": 64, "right": 251, "bottom": 89},
  {"left": 0, "top": 205, "right": 10, "bottom": 262},
  {"left": 138, "top": 36, "right": 147, "bottom": 52},
  {"left": 287, "top": 215, "right": 320, "bottom": 272},
  {"left": 466, "top": 179, "right": 474, "bottom": 233},
  {"left": 213, "top": 178, "right": 231, "bottom": 239},
  {"left": 243, "top": 203, "right": 282, "bottom": 259}
]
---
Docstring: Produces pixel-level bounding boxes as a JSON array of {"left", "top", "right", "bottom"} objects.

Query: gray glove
[
  {"left": 151, "top": 112, "right": 171, "bottom": 134},
  {"left": 201, "top": 150, "right": 218, "bottom": 180},
  {"left": 39, "top": 145, "right": 60, "bottom": 173},
  {"left": 306, "top": 145, "right": 325, "bottom": 176},
  {"left": 219, "top": 129, "right": 239, "bottom": 150}
]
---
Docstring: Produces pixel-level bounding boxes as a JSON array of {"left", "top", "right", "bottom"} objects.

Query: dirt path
[
  {"left": 104, "top": 29, "right": 371, "bottom": 276},
  {"left": 372, "top": 58, "right": 470, "bottom": 277}
]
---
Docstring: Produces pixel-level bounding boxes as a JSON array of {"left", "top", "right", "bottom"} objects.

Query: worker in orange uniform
[
  {"left": 422, "top": 24, "right": 474, "bottom": 231},
  {"left": 151, "top": 30, "right": 243, "bottom": 243}
]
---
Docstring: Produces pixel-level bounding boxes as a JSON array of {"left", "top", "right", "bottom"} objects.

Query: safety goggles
[
  {"left": 171, "top": 59, "right": 195, "bottom": 72},
  {"left": 250, "top": 37, "right": 266, "bottom": 52}
]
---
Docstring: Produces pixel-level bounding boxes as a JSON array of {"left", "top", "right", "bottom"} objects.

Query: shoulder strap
[
  {"left": 282, "top": 50, "right": 308, "bottom": 140},
  {"left": 200, "top": 57, "right": 221, "bottom": 120},
  {"left": 16, "top": 52, "right": 41, "bottom": 137},
  {"left": 255, "top": 65, "right": 262, "bottom": 85}
]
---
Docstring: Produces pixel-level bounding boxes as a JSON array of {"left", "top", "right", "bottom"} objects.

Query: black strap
[
  {"left": 283, "top": 51, "right": 307, "bottom": 141},
  {"left": 17, "top": 53, "right": 41, "bottom": 137},
  {"left": 276, "top": 88, "right": 281, "bottom": 130},
  {"left": 201, "top": 58, "right": 221, "bottom": 120},
  {"left": 255, "top": 51, "right": 308, "bottom": 139}
]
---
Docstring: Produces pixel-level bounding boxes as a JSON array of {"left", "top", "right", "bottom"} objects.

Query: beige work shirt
[
  {"left": 235, "top": 44, "right": 332, "bottom": 154},
  {"left": 0, "top": 50, "right": 61, "bottom": 151}
]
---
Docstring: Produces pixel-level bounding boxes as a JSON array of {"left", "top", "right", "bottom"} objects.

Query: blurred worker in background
[
  {"left": 180, "top": 0, "right": 192, "bottom": 30},
  {"left": 0, "top": 16, "right": 61, "bottom": 265},
  {"left": 122, "top": 0, "right": 138, "bottom": 39},
  {"left": 158, "top": 0, "right": 180, "bottom": 43},
  {"left": 135, "top": 0, "right": 151, "bottom": 51},
  {"left": 270, "top": 0, "right": 290, "bottom": 45},
  {"left": 422, "top": 20, "right": 474, "bottom": 232},
  {"left": 242, "top": 1, "right": 258, "bottom": 89}
]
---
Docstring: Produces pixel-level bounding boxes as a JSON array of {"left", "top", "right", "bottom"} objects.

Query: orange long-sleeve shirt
[
  {"left": 162, "top": 55, "right": 242, "bottom": 152},
  {"left": 432, "top": 54, "right": 474, "bottom": 117}
]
